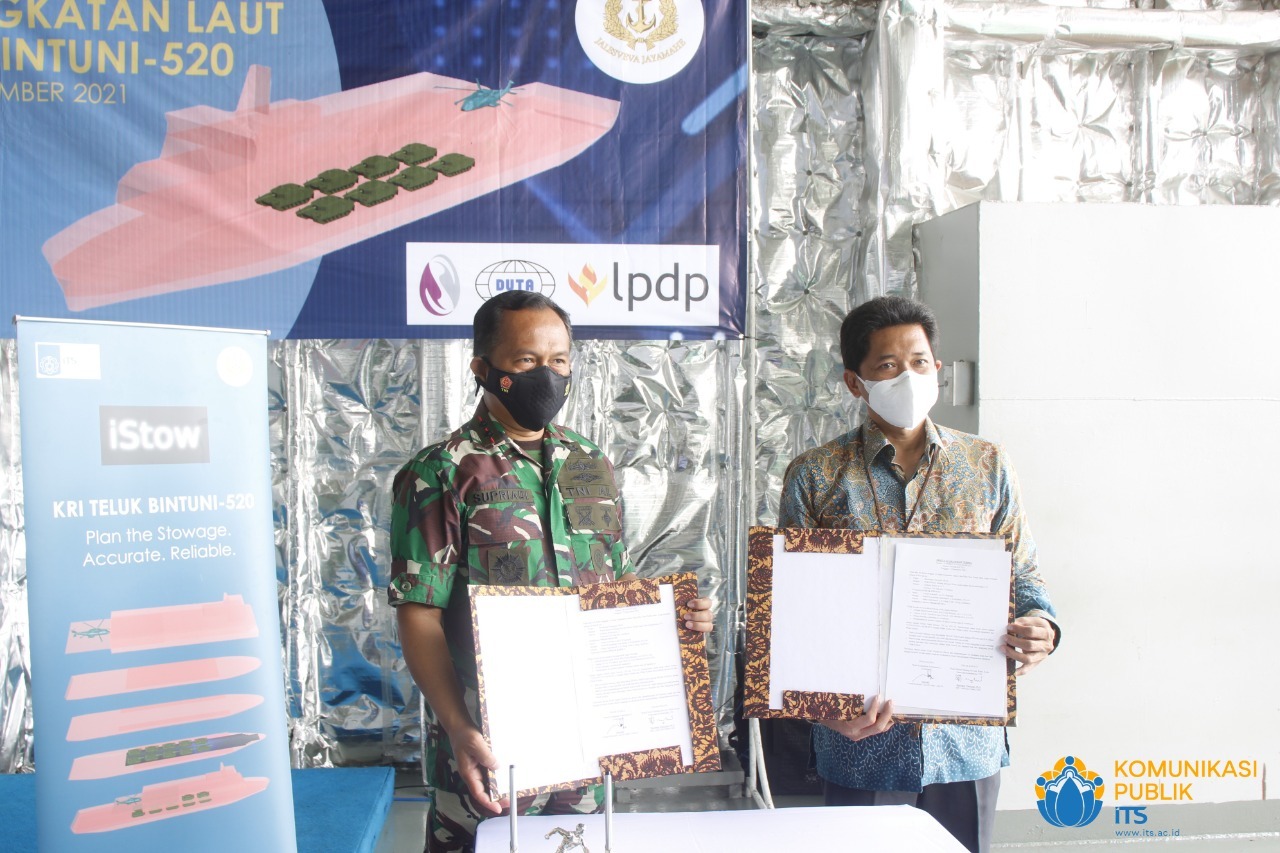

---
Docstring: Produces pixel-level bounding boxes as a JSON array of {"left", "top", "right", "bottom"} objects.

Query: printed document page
[
  {"left": 884, "top": 541, "right": 1011, "bottom": 717},
  {"left": 769, "top": 535, "right": 881, "bottom": 710},
  {"left": 572, "top": 584, "right": 693, "bottom": 765},
  {"left": 475, "top": 585, "right": 694, "bottom": 795},
  {"left": 473, "top": 593, "right": 595, "bottom": 794}
]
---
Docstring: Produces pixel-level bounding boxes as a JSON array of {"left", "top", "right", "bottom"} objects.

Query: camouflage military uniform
[{"left": 389, "top": 402, "right": 634, "bottom": 853}]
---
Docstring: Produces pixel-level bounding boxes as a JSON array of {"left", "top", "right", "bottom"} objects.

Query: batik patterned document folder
[
  {"left": 744, "top": 527, "right": 1016, "bottom": 726},
  {"left": 469, "top": 573, "right": 719, "bottom": 799}
]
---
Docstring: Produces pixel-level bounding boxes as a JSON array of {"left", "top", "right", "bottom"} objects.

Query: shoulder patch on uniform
[
  {"left": 560, "top": 452, "right": 612, "bottom": 486},
  {"left": 566, "top": 502, "right": 622, "bottom": 533},
  {"left": 563, "top": 453, "right": 610, "bottom": 473},
  {"left": 486, "top": 544, "right": 532, "bottom": 584}
]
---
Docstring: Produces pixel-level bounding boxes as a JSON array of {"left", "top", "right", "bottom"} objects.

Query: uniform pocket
[{"left": 466, "top": 502, "right": 542, "bottom": 585}]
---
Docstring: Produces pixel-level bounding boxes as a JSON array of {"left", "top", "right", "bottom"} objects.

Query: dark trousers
[{"left": 823, "top": 772, "right": 1001, "bottom": 853}]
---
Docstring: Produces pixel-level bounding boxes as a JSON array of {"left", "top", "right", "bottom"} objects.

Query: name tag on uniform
[
  {"left": 559, "top": 484, "right": 618, "bottom": 499},
  {"left": 468, "top": 488, "right": 535, "bottom": 504}
]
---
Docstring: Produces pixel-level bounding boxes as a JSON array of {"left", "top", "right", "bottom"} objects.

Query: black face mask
[{"left": 478, "top": 361, "right": 572, "bottom": 432}]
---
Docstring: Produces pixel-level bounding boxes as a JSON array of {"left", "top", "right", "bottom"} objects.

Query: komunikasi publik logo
[{"left": 1036, "top": 755, "right": 1105, "bottom": 828}]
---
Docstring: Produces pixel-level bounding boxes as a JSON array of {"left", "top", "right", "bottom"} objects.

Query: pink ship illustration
[
  {"left": 71, "top": 764, "right": 268, "bottom": 833},
  {"left": 42, "top": 65, "right": 621, "bottom": 310},
  {"left": 70, "top": 732, "right": 265, "bottom": 781},
  {"left": 67, "top": 655, "right": 261, "bottom": 700},
  {"left": 67, "top": 693, "right": 263, "bottom": 741},
  {"left": 66, "top": 594, "right": 258, "bottom": 654}
]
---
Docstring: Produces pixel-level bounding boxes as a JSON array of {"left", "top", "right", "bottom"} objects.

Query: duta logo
[
  {"left": 100, "top": 406, "right": 210, "bottom": 466},
  {"left": 419, "top": 255, "right": 461, "bottom": 317},
  {"left": 1035, "top": 756, "right": 1105, "bottom": 828},
  {"left": 475, "top": 259, "right": 555, "bottom": 300}
]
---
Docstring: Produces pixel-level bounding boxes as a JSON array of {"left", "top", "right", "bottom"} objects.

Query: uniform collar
[
  {"left": 469, "top": 400, "right": 569, "bottom": 450},
  {"left": 859, "top": 417, "right": 947, "bottom": 469}
]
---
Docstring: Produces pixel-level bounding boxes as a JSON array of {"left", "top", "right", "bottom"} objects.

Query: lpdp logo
[{"left": 1035, "top": 756, "right": 1105, "bottom": 828}]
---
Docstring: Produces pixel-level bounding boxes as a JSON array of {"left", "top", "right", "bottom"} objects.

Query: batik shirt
[
  {"left": 388, "top": 402, "right": 634, "bottom": 789},
  {"left": 778, "top": 418, "right": 1059, "bottom": 792}
]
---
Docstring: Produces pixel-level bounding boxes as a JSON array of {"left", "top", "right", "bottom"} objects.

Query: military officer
[{"left": 389, "top": 290, "right": 714, "bottom": 852}]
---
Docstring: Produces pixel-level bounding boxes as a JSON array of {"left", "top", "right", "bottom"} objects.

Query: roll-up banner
[
  {"left": 16, "top": 317, "right": 296, "bottom": 853},
  {"left": 0, "top": 0, "right": 747, "bottom": 339}
]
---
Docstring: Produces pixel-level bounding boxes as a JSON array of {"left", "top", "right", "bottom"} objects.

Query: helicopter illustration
[
  {"left": 71, "top": 620, "right": 110, "bottom": 643},
  {"left": 437, "top": 79, "right": 521, "bottom": 111}
]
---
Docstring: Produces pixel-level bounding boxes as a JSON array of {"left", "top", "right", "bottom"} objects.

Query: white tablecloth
[{"left": 476, "top": 804, "right": 967, "bottom": 852}]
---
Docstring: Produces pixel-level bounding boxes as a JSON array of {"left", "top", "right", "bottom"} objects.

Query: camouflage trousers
[
  {"left": 426, "top": 785, "right": 604, "bottom": 853},
  {"left": 425, "top": 725, "right": 604, "bottom": 853}
]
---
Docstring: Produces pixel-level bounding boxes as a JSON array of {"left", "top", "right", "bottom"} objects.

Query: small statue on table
[{"left": 544, "top": 822, "right": 590, "bottom": 853}]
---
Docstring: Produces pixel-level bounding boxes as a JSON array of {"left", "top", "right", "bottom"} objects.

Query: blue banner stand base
[{"left": 0, "top": 767, "right": 395, "bottom": 853}]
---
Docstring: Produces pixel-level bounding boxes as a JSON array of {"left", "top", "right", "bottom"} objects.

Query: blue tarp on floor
[{"left": 0, "top": 766, "right": 395, "bottom": 853}]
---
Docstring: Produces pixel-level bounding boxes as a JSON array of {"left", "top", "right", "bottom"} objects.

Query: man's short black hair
[
  {"left": 472, "top": 291, "right": 573, "bottom": 358},
  {"left": 840, "top": 296, "right": 939, "bottom": 372}
]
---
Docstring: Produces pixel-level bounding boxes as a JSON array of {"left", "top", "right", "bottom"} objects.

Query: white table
[{"left": 476, "top": 805, "right": 967, "bottom": 852}]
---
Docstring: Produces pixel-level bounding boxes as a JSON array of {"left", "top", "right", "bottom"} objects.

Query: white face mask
[{"left": 860, "top": 369, "right": 938, "bottom": 429}]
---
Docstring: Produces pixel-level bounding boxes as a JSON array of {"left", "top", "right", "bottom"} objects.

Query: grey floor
[{"left": 371, "top": 765, "right": 1280, "bottom": 852}]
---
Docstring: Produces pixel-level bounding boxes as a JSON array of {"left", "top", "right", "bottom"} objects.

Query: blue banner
[
  {"left": 17, "top": 318, "right": 295, "bottom": 853},
  {"left": 0, "top": 0, "right": 747, "bottom": 338}
]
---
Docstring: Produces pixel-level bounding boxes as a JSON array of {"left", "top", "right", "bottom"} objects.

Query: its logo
[
  {"left": 576, "top": 0, "right": 704, "bottom": 85},
  {"left": 568, "top": 264, "right": 608, "bottom": 305},
  {"left": 419, "top": 255, "right": 461, "bottom": 317},
  {"left": 500, "top": 375, "right": 513, "bottom": 391},
  {"left": 34, "top": 342, "right": 101, "bottom": 380},
  {"left": 475, "top": 259, "right": 555, "bottom": 300},
  {"left": 38, "top": 346, "right": 61, "bottom": 376},
  {"left": 1036, "top": 756, "right": 1105, "bottom": 828}
]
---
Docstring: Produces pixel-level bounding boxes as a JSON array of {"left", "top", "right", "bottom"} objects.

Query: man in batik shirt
[
  {"left": 779, "top": 296, "right": 1060, "bottom": 853},
  {"left": 389, "top": 290, "right": 712, "bottom": 853}
]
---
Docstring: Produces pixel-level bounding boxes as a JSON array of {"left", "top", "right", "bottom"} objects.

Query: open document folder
[
  {"left": 743, "top": 528, "right": 1016, "bottom": 725},
  {"left": 469, "top": 574, "right": 719, "bottom": 800}
]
